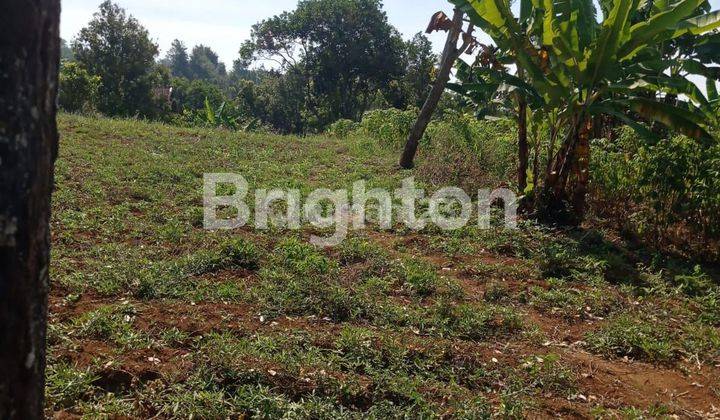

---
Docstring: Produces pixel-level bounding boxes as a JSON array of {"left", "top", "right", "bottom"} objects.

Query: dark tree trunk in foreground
[
  {"left": 0, "top": 1, "right": 61, "bottom": 417},
  {"left": 400, "top": 9, "right": 472, "bottom": 169}
]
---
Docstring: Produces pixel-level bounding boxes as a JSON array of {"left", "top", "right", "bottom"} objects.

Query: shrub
[
  {"left": 256, "top": 238, "right": 360, "bottom": 320},
  {"left": 591, "top": 128, "right": 720, "bottom": 260},
  {"left": 326, "top": 119, "right": 359, "bottom": 138},
  {"left": 58, "top": 61, "right": 101, "bottom": 113},
  {"left": 419, "top": 112, "right": 516, "bottom": 193},
  {"left": 359, "top": 108, "right": 417, "bottom": 147},
  {"left": 46, "top": 363, "right": 98, "bottom": 410},
  {"left": 396, "top": 259, "right": 440, "bottom": 297},
  {"left": 425, "top": 301, "right": 523, "bottom": 340}
]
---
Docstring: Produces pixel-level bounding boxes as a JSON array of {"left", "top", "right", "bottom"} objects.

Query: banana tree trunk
[
  {"left": 571, "top": 119, "right": 592, "bottom": 220},
  {"left": 517, "top": 94, "right": 529, "bottom": 192},
  {"left": 538, "top": 116, "right": 591, "bottom": 225}
]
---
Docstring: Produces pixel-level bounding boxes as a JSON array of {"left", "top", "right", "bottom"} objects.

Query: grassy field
[{"left": 48, "top": 114, "right": 720, "bottom": 418}]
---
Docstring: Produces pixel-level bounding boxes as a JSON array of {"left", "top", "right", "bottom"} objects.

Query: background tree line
[{"left": 59, "top": 0, "right": 438, "bottom": 134}]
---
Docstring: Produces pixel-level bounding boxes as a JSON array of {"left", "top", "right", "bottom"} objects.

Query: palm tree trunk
[{"left": 0, "top": 1, "right": 61, "bottom": 417}]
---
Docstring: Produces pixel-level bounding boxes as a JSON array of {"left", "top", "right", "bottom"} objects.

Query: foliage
[
  {"left": 189, "top": 45, "right": 227, "bottom": 82},
  {"left": 592, "top": 128, "right": 720, "bottom": 259},
  {"left": 170, "top": 78, "right": 224, "bottom": 112},
  {"left": 356, "top": 107, "right": 517, "bottom": 191},
  {"left": 326, "top": 119, "right": 359, "bottom": 138},
  {"left": 164, "top": 39, "right": 190, "bottom": 79},
  {"left": 422, "top": 111, "right": 516, "bottom": 189},
  {"left": 58, "top": 61, "right": 101, "bottom": 113},
  {"left": 240, "top": 0, "right": 408, "bottom": 130},
  {"left": 359, "top": 108, "right": 418, "bottom": 147},
  {"left": 199, "top": 98, "right": 261, "bottom": 131},
  {"left": 72, "top": 1, "right": 161, "bottom": 117},
  {"left": 395, "top": 33, "right": 438, "bottom": 109},
  {"left": 636, "top": 135, "right": 720, "bottom": 238},
  {"left": 60, "top": 38, "right": 74, "bottom": 61},
  {"left": 251, "top": 71, "right": 309, "bottom": 134},
  {"left": 450, "top": 0, "right": 720, "bottom": 222}
]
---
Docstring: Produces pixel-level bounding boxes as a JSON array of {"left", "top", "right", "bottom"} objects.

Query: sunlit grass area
[{"left": 48, "top": 114, "right": 720, "bottom": 418}]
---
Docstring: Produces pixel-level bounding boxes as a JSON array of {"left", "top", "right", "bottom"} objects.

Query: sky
[
  {"left": 61, "top": 0, "right": 720, "bottom": 74},
  {"left": 60, "top": 0, "right": 462, "bottom": 66}
]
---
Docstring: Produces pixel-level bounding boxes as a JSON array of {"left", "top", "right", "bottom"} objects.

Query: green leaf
[
  {"left": 585, "top": 0, "right": 638, "bottom": 87},
  {"left": 679, "top": 59, "right": 720, "bottom": 80},
  {"left": 451, "top": 0, "right": 568, "bottom": 102},
  {"left": 477, "top": 67, "right": 544, "bottom": 104},
  {"left": 708, "top": 79, "right": 719, "bottom": 102},
  {"left": 623, "top": 97, "right": 714, "bottom": 141},
  {"left": 204, "top": 97, "right": 215, "bottom": 126},
  {"left": 520, "top": 0, "right": 533, "bottom": 24},
  {"left": 673, "top": 9, "right": 720, "bottom": 36},
  {"left": 627, "top": 75, "right": 709, "bottom": 107},
  {"left": 619, "top": 0, "right": 705, "bottom": 59},
  {"left": 589, "top": 102, "right": 659, "bottom": 142},
  {"left": 629, "top": 10, "right": 720, "bottom": 52}
]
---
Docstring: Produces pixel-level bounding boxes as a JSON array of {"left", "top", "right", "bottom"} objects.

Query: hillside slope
[{"left": 48, "top": 114, "right": 720, "bottom": 418}]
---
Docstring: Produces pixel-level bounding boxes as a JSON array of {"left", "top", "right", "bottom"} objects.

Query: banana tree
[
  {"left": 449, "top": 0, "right": 720, "bottom": 224},
  {"left": 448, "top": 55, "right": 542, "bottom": 194}
]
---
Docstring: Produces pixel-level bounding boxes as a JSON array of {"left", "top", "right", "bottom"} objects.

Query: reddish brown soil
[{"left": 48, "top": 231, "right": 720, "bottom": 418}]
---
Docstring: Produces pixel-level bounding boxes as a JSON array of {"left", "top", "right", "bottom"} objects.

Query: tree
[
  {"left": 171, "top": 78, "right": 225, "bottom": 111},
  {"left": 0, "top": 0, "right": 61, "bottom": 417},
  {"left": 72, "top": 0, "right": 159, "bottom": 117},
  {"left": 165, "top": 39, "right": 190, "bottom": 78},
  {"left": 400, "top": 33, "right": 438, "bottom": 108},
  {"left": 399, "top": 10, "right": 476, "bottom": 169},
  {"left": 60, "top": 38, "right": 74, "bottom": 61},
  {"left": 58, "top": 62, "right": 101, "bottom": 113},
  {"left": 228, "top": 60, "right": 264, "bottom": 84},
  {"left": 189, "top": 45, "right": 226, "bottom": 82},
  {"left": 240, "top": 0, "right": 407, "bottom": 130},
  {"left": 451, "top": 0, "right": 719, "bottom": 224}
]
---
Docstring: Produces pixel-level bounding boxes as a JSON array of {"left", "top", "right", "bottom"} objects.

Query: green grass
[{"left": 48, "top": 114, "right": 720, "bottom": 418}]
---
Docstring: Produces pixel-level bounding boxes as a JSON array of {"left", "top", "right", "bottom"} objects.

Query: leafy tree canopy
[
  {"left": 189, "top": 45, "right": 227, "bottom": 81},
  {"left": 72, "top": 0, "right": 159, "bottom": 117},
  {"left": 239, "top": 0, "right": 408, "bottom": 125},
  {"left": 164, "top": 39, "right": 190, "bottom": 79}
]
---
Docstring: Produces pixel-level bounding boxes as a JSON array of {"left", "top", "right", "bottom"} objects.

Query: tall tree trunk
[
  {"left": 517, "top": 68, "right": 528, "bottom": 192},
  {"left": 400, "top": 9, "right": 468, "bottom": 169},
  {"left": 0, "top": 1, "right": 61, "bottom": 418}
]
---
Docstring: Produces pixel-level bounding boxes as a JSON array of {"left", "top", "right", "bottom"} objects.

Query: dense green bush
[
  {"left": 421, "top": 112, "right": 516, "bottom": 190},
  {"left": 58, "top": 62, "right": 101, "bottom": 113},
  {"left": 170, "top": 78, "right": 224, "bottom": 112},
  {"left": 592, "top": 128, "right": 720, "bottom": 259},
  {"left": 359, "top": 108, "right": 418, "bottom": 147},
  {"left": 356, "top": 108, "right": 517, "bottom": 192},
  {"left": 326, "top": 119, "right": 360, "bottom": 138}
]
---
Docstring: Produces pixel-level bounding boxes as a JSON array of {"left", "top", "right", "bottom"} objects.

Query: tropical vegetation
[{"left": 448, "top": 0, "right": 720, "bottom": 224}]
